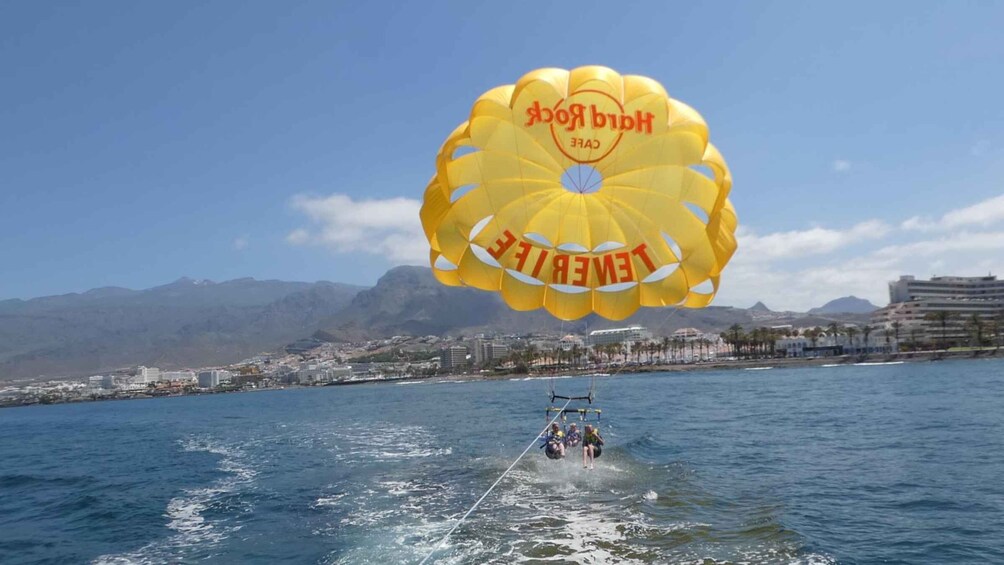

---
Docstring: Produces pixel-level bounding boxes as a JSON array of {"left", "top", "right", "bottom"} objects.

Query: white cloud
[
  {"left": 233, "top": 236, "right": 248, "bottom": 251},
  {"left": 286, "top": 193, "right": 428, "bottom": 264},
  {"left": 716, "top": 244, "right": 1004, "bottom": 312},
  {"left": 901, "top": 193, "right": 1004, "bottom": 231},
  {"left": 900, "top": 216, "right": 934, "bottom": 231},
  {"left": 716, "top": 255, "right": 899, "bottom": 312},
  {"left": 719, "top": 193, "right": 1004, "bottom": 310},
  {"left": 285, "top": 228, "right": 309, "bottom": 245},
  {"left": 832, "top": 159, "right": 852, "bottom": 173},
  {"left": 873, "top": 230, "right": 1004, "bottom": 258},
  {"left": 737, "top": 220, "right": 890, "bottom": 260},
  {"left": 279, "top": 191, "right": 1003, "bottom": 312},
  {"left": 940, "top": 193, "right": 1004, "bottom": 228}
]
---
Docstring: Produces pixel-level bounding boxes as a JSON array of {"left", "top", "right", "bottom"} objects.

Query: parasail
[{"left": 420, "top": 66, "right": 737, "bottom": 321}]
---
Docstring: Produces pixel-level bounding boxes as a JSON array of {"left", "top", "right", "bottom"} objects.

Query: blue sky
[{"left": 2, "top": 1, "right": 1003, "bottom": 310}]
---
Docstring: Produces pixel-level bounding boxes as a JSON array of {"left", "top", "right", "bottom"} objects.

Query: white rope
[
  {"left": 419, "top": 305, "right": 682, "bottom": 564},
  {"left": 417, "top": 397, "right": 573, "bottom": 564}
]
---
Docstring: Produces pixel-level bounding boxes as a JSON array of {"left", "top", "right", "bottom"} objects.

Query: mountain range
[
  {"left": 0, "top": 267, "right": 875, "bottom": 380},
  {"left": 808, "top": 296, "right": 879, "bottom": 314},
  {"left": 0, "top": 278, "right": 362, "bottom": 381}
]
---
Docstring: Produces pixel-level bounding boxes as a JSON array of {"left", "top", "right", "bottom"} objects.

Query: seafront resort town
[{"left": 2, "top": 274, "right": 1002, "bottom": 408}]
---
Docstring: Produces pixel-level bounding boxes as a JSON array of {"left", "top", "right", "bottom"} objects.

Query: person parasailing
[
  {"left": 541, "top": 422, "right": 566, "bottom": 459},
  {"left": 582, "top": 424, "right": 604, "bottom": 470},
  {"left": 565, "top": 423, "right": 582, "bottom": 448}
]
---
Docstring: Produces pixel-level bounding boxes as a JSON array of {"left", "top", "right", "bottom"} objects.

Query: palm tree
[
  {"left": 892, "top": 321, "right": 902, "bottom": 348},
  {"left": 636, "top": 340, "right": 646, "bottom": 364},
  {"left": 524, "top": 344, "right": 538, "bottom": 370},
  {"left": 861, "top": 325, "right": 873, "bottom": 357},
  {"left": 728, "top": 324, "right": 743, "bottom": 358},
  {"left": 924, "top": 311, "right": 954, "bottom": 351},
  {"left": 966, "top": 313, "right": 985, "bottom": 348},
  {"left": 844, "top": 326, "right": 858, "bottom": 354},
  {"left": 761, "top": 327, "right": 771, "bottom": 357},
  {"left": 994, "top": 312, "right": 1004, "bottom": 351},
  {"left": 827, "top": 322, "right": 841, "bottom": 355},
  {"left": 508, "top": 350, "right": 528, "bottom": 374}
]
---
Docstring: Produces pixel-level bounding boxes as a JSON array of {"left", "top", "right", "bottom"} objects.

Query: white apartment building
[
  {"left": 134, "top": 366, "right": 161, "bottom": 385},
  {"left": 557, "top": 335, "right": 585, "bottom": 351},
  {"left": 671, "top": 327, "right": 703, "bottom": 340},
  {"left": 161, "top": 370, "right": 197, "bottom": 383},
  {"left": 473, "top": 339, "right": 509, "bottom": 365},
  {"left": 440, "top": 345, "right": 469, "bottom": 369},
  {"left": 873, "top": 275, "right": 1004, "bottom": 344},
  {"left": 197, "top": 369, "right": 232, "bottom": 388},
  {"left": 587, "top": 325, "right": 652, "bottom": 347}
]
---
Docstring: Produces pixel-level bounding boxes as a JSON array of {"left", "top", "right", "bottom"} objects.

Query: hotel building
[
  {"left": 872, "top": 275, "right": 1004, "bottom": 344},
  {"left": 587, "top": 326, "right": 652, "bottom": 348},
  {"left": 440, "top": 345, "right": 469, "bottom": 369}
]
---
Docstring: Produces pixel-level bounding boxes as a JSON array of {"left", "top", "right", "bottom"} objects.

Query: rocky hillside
[
  {"left": 0, "top": 268, "right": 874, "bottom": 380},
  {"left": 0, "top": 278, "right": 363, "bottom": 380},
  {"left": 315, "top": 266, "right": 869, "bottom": 341},
  {"left": 808, "top": 296, "right": 880, "bottom": 314}
]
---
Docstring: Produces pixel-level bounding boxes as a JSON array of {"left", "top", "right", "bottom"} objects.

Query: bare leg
[{"left": 583, "top": 445, "right": 588, "bottom": 468}]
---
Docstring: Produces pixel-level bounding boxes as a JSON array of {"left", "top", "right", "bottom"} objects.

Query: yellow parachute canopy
[{"left": 420, "top": 66, "right": 738, "bottom": 321}]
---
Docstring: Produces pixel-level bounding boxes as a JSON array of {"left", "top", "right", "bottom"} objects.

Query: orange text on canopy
[
  {"left": 522, "top": 90, "right": 657, "bottom": 164},
  {"left": 484, "top": 229, "right": 661, "bottom": 287},
  {"left": 524, "top": 101, "right": 656, "bottom": 135}
]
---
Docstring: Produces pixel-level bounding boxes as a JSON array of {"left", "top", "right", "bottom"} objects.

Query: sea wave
[{"left": 92, "top": 436, "right": 257, "bottom": 564}]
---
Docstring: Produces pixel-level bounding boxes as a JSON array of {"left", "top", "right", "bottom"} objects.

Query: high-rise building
[
  {"left": 873, "top": 275, "right": 1004, "bottom": 344},
  {"left": 162, "top": 370, "right": 197, "bottom": 383},
  {"left": 473, "top": 339, "right": 509, "bottom": 365},
  {"left": 134, "top": 366, "right": 161, "bottom": 385},
  {"left": 440, "top": 345, "right": 469, "bottom": 369},
  {"left": 197, "top": 369, "right": 232, "bottom": 388}
]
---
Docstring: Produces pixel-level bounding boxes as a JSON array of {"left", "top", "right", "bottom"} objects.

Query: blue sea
[{"left": 2, "top": 358, "right": 1004, "bottom": 564}]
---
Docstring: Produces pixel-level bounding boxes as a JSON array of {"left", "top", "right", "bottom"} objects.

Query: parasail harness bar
[
  {"left": 549, "top": 391, "right": 594, "bottom": 404},
  {"left": 545, "top": 407, "right": 602, "bottom": 421}
]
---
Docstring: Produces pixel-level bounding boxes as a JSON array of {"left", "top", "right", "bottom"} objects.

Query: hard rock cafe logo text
[
  {"left": 522, "top": 90, "right": 655, "bottom": 162},
  {"left": 524, "top": 101, "right": 655, "bottom": 134}
]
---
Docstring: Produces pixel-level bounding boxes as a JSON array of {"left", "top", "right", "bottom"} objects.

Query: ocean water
[{"left": 2, "top": 358, "right": 1004, "bottom": 564}]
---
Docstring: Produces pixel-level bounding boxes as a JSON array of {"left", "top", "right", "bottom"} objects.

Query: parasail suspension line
[{"left": 417, "top": 397, "right": 573, "bottom": 565}]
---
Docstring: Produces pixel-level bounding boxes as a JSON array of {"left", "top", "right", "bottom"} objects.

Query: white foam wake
[{"left": 93, "top": 436, "right": 257, "bottom": 564}]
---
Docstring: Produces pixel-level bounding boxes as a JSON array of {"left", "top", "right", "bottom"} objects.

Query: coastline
[
  {"left": 3, "top": 348, "right": 999, "bottom": 410},
  {"left": 351, "top": 347, "right": 1001, "bottom": 386}
]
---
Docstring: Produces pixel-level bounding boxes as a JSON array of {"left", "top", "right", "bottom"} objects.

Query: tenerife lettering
[
  {"left": 487, "top": 229, "right": 659, "bottom": 287},
  {"left": 525, "top": 101, "right": 655, "bottom": 135}
]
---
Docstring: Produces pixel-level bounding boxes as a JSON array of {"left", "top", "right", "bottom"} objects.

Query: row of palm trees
[
  {"left": 491, "top": 311, "right": 1004, "bottom": 372},
  {"left": 501, "top": 336, "right": 723, "bottom": 372},
  {"left": 922, "top": 310, "right": 1004, "bottom": 351},
  {"left": 721, "top": 311, "right": 1004, "bottom": 359}
]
